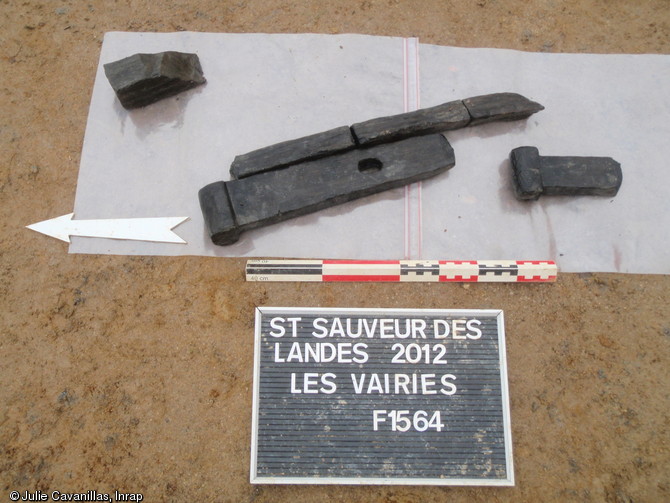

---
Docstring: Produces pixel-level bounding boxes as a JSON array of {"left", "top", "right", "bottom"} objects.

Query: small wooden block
[
  {"left": 510, "top": 146, "right": 622, "bottom": 200},
  {"left": 463, "top": 93, "right": 544, "bottom": 126},
  {"left": 103, "top": 51, "right": 206, "bottom": 109}
]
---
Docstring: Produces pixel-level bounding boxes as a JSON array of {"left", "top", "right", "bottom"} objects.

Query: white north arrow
[{"left": 26, "top": 213, "right": 189, "bottom": 244}]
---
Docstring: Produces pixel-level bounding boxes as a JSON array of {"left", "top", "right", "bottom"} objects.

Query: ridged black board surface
[{"left": 251, "top": 307, "right": 514, "bottom": 485}]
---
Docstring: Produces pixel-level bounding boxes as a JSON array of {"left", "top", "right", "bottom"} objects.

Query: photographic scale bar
[{"left": 246, "top": 260, "right": 557, "bottom": 283}]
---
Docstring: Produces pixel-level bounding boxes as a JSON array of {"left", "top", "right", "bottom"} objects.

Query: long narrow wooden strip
[
  {"left": 226, "top": 93, "right": 544, "bottom": 180},
  {"left": 351, "top": 100, "right": 470, "bottom": 146},
  {"left": 230, "top": 126, "right": 356, "bottom": 179}
]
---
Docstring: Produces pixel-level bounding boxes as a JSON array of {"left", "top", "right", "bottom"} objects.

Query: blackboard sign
[{"left": 250, "top": 307, "right": 514, "bottom": 485}]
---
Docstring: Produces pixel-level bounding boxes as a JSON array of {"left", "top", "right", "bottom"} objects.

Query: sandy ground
[{"left": 1, "top": 1, "right": 669, "bottom": 502}]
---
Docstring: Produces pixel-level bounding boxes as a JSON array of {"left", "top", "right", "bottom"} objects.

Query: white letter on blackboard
[
  {"left": 269, "top": 317, "right": 285, "bottom": 337},
  {"left": 433, "top": 319, "right": 450, "bottom": 339},
  {"left": 312, "top": 318, "right": 328, "bottom": 338}
]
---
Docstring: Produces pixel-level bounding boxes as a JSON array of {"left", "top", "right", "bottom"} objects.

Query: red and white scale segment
[{"left": 246, "top": 260, "right": 557, "bottom": 283}]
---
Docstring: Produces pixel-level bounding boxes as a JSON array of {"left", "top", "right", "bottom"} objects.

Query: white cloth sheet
[{"left": 71, "top": 32, "right": 670, "bottom": 273}]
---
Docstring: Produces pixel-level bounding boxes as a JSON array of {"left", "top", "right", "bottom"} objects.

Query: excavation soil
[{"left": 1, "top": 1, "right": 669, "bottom": 502}]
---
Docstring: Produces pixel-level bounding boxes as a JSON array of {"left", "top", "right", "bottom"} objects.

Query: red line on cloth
[
  {"left": 415, "top": 39, "right": 421, "bottom": 109},
  {"left": 323, "top": 275, "right": 401, "bottom": 282},
  {"left": 404, "top": 184, "right": 411, "bottom": 259},
  {"left": 402, "top": 37, "right": 423, "bottom": 259},
  {"left": 415, "top": 39, "right": 423, "bottom": 259},
  {"left": 403, "top": 38, "right": 409, "bottom": 113},
  {"left": 417, "top": 179, "right": 423, "bottom": 259},
  {"left": 403, "top": 38, "right": 411, "bottom": 259}
]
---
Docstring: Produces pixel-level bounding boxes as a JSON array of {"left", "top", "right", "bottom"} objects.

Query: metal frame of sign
[{"left": 250, "top": 307, "right": 514, "bottom": 486}]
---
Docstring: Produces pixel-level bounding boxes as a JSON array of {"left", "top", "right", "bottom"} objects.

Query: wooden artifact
[
  {"left": 200, "top": 93, "right": 545, "bottom": 245},
  {"left": 510, "top": 146, "right": 622, "bottom": 200},
  {"left": 104, "top": 51, "right": 206, "bottom": 109}
]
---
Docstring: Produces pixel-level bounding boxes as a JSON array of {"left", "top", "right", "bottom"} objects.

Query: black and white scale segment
[{"left": 251, "top": 307, "right": 514, "bottom": 485}]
